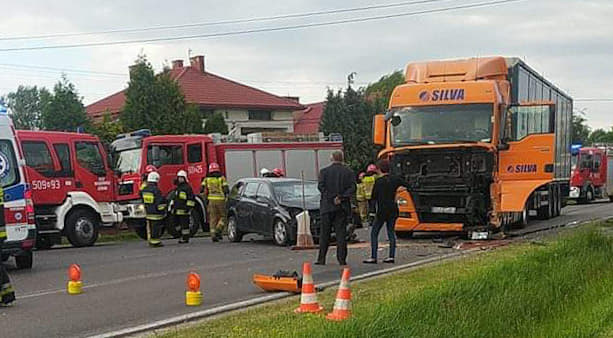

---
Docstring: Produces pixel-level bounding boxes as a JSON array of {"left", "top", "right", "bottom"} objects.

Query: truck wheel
[
  {"left": 518, "top": 205, "right": 529, "bottom": 227},
  {"left": 15, "top": 250, "right": 33, "bottom": 269},
  {"left": 537, "top": 189, "right": 553, "bottom": 220},
  {"left": 272, "top": 219, "right": 290, "bottom": 246},
  {"left": 586, "top": 188, "right": 594, "bottom": 202},
  {"left": 227, "top": 215, "right": 243, "bottom": 242},
  {"left": 65, "top": 209, "right": 100, "bottom": 247},
  {"left": 554, "top": 186, "right": 561, "bottom": 217},
  {"left": 189, "top": 209, "right": 204, "bottom": 237},
  {"left": 35, "top": 236, "right": 54, "bottom": 250}
]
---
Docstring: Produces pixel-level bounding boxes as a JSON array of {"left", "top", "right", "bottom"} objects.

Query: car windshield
[
  {"left": 391, "top": 103, "right": 493, "bottom": 146},
  {"left": 114, "top": 148, "right": 141, "bottom": 174},
  {"left": 273, "top": 181, "right": 320, "bottom": 203}
]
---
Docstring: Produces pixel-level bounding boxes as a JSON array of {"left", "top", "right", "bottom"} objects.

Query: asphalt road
[{"left": 2, "top": 201, "right": 612, "bottom": 338}]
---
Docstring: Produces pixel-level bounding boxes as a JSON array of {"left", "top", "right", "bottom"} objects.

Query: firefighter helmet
[
  {"left": 359, "top": 172, "right": 365, "bottom": 179},
  {"left": 272, "top": 168, "right": 285, "bottom": 177},
  {"left": 177, "top": 170, "right": 188, "bottom": 179},
  {"left": 208, "top": 163, "right": 221, "bottom": 173},
  {"left": 367, "top": 164, "right": 377, "bottom": 173},
  {"left": 147, "top": 172, "right": 160, "bottom": 183},
  {"left": 145, "top": 165, "right": 157, "bottom": 174},
  {"left": 260, "top": 168, "right": 271, "bottom": 176}
]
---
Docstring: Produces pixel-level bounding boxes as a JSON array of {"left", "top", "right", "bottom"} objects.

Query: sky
[{"left": 1, "top": 0, "right": 612, "bottom": 129}]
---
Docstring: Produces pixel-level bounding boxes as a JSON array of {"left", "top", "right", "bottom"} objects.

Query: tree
[
  {"left": 572, "top": 109, "right": 591, "bottom": 144},
  {"left": 204, "top": 112, "right": 228, "bottom": 134},
  {"left": 4, "top": 85, "right": 50, "bottom": 130},
  {"left": 41, "top": 76, "right": 90, "bottom": 131},
  {"left": 122, "top": 54, "right": 203, "bottom": 135},
  {"left": 90, "top": 111, "right": 124, "bottom": 144},
  {"left": 364, "top": 70, "right": 404, "bottom": 112}
]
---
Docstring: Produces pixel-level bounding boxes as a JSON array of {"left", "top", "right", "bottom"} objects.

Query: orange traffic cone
[
  {"left": 326, "top": 267, "right": 351, "bottom": 321},
  {"left": 294, "top": 262, "right": 323, "bottom": 313}
]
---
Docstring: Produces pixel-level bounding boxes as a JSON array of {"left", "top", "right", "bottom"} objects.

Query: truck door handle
[
  {"left": 532, "top": 146, "right": 550, "bottom": 152},
  {"left": 76, "top": 181, "right": 83, "bottom": 188}
]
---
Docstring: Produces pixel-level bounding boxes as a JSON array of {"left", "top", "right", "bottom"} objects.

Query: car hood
[{"left": 278, "top": 198, "right": 320, "bottom": 210}]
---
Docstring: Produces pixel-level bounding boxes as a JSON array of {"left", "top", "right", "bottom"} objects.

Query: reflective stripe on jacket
[
  {"left": 171, "top": 182, "right": 195, "bottom": 215},
  {"left": 140, "top": 184, "right": 167, "bottom": 221},
  {"left": 202, "top": 176, "right": 228, "bottom": 201},
  {"left": 362, "top": 175, "right": 376, "bottom": 200},
  {"left": 356, "top": 183, "right": 366, "bottom": 201}
]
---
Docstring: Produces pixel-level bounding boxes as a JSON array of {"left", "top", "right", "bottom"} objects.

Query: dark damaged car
[{"left": 226, "top": 178, "right": 324, "bottom": 246}]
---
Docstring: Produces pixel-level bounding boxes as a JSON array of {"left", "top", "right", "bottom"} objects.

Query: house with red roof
[
  {"left": 86, "top": 56, "right": 304, "bottom": 135},
  {"left": 293, "top": 101, "right": 325, "bottom": 134}
]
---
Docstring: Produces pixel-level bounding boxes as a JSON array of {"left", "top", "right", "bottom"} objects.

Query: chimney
[
  {"left": 282, "top": 96, "right": 300, "bottom": 103},
  {"left": 190, "top": 55, "right": 205, "bottom": 73},
  {"left": 172, "top": 59, "right": 184, "bottom": 69}
]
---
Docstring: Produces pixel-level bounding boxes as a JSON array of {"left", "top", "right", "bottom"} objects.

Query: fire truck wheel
[
  {"left": 15, "top": 250, "right": 33, "bottom": 269},
  {"left": 65, "top": 209, "right": 100, "bottom": 247},
  {"left": 189, "top": 209, "right": 204, "bottom": 237}
]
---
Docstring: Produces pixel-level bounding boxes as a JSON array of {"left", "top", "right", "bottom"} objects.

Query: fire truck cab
[{"left": 16, "top": 130, "right": 122, "bottom": 248}]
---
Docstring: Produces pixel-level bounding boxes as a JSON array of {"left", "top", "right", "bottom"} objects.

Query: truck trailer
[{"left": 372, "top": 56, "right": 572, "bottom": 239}]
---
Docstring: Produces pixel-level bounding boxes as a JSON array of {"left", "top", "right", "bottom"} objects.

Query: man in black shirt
[
  {"left": 316, "top": 150, "right": 356, "bottom": 266},
  {"left": 363, "top": 159, "right": 407, "bottom": 264}
]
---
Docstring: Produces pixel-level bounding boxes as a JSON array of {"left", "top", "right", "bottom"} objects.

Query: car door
[
  {"left": 237, "top": 182, "right": 259, "bottom": 232},
  {"left": 254, "top": 183, "right": 275, "bottom": 234}
]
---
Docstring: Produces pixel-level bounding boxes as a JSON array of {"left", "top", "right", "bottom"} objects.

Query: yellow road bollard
[
  {"left": 67, "top": 264, "right": 83, "bottom": 295},
  {"left": 186, "top": 272, "right": 202, "bottom": 306}
]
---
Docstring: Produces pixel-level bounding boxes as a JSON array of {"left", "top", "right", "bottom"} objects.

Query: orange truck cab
[{"left": 373, "top": 57, "right": 572, "bottom": 239}]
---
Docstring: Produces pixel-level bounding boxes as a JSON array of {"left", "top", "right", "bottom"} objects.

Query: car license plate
[
  {"left": 470, "top": 231, "right": 489, "bottom": 240},
  {"left": 7, "top": 224, "right": 28, "bottom": 241},
  {"left": 431, "top": 206, "right": 456, "bottom": 214}
]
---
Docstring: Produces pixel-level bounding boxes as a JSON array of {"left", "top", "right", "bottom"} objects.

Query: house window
[
  {"left": 248, "top": 110, "right": 272, "bottom": 121},
  {"left": 199, "top": 107, "right": 214, "bottom": 119}
]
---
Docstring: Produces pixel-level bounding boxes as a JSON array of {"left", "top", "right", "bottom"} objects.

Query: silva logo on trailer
[
  {"left": 0, "top": 151, "right": 9, "bottom": 178},
  {"left": 507, "top": 164, "right": 537, "bottom": 173},
  {"left": 418, "top": 89, "right": 465, "bottom": 102}
]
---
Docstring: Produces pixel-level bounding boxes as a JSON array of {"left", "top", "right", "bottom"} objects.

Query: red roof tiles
[
  {"left": 293, "top": 101, "right": 325, "bottom": 134},
  {"left": 86, "top": 61, "right": 304, "bottom": 120}
]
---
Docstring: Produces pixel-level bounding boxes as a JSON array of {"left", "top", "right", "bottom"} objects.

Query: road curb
[{"left": 90, "top": 249, "right": 481, "bottom": 338}]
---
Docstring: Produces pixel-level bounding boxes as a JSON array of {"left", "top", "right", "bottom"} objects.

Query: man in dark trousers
[
  {"left": 316, "top": 150, "right": 355, "bottom": 266},
  {"left": 363, "top": 159, "right": 407, "bottom": 264}
]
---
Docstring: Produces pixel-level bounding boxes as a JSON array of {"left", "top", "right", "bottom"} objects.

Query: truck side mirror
[{"left": 373, "top": 114, "right": 386, "bottom": 147}]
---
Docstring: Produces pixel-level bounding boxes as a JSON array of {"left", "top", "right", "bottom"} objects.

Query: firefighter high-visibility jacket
[
  {"left": 202, "top": 174, "right": 229, "bottom": 201},
  {"left": 171, "top": 182, "right": 196, "bottom": 216},
  {"left": 356, "top": 182, "right": 366, "bottom": 202},
  {"left": 140, "top": 184, "right": 167, "bottom": 221},
  {"left": 362, "top": 174, "right": 376, "bottom": 200}
]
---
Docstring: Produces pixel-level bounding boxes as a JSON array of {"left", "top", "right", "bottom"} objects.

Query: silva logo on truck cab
[
  {"left": 419, "top": 89, "right": 465, "bottom": 102},
  {"left": 507, "top": 164, "right": 537, "bottom": 173}
]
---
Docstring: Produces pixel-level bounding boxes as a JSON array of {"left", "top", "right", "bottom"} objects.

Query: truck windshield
[
  {"left": 114, "top": 148, "right": 141, "bottom": 174},
  {"left": 390, "top": 104, "right": 493, "bottom": 146}
]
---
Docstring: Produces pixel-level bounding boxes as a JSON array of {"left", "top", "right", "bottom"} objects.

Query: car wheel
[
  {"left": 272, "top": 219, "right": 290, "bottom": 246},
  {"left": 227, "top": 215, "right": 243, "bottom": 242},
  {"left": 15, "top": 250, "right": 33, "bottom": 269},
  {"left": 65, "top": 209, "right": 99, "bottom": 247}
]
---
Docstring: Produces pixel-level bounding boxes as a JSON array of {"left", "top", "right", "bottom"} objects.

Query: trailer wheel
[
  {"left": 15, "top": 250, "right": 33, "bottom": 269},
  {"left": 537, "top": 188, "right": 553, "bottom": 220},
  {"left": 65, "top": 209, "right": 100, "bottom": 247},
  {"left": 554, "top": 186, "right": 561, "bottom": 217}
]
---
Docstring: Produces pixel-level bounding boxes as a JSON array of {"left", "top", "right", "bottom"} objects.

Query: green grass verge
[{"left": 160, "top": 225, "right": 613, "bottom": 338}]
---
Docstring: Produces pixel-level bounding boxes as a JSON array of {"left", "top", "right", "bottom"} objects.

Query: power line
[
  {"left": 575, "top": 99, "right": 613, "bottom": 102},
  {"left": 0, "top": 63, "right": 126, "bottom": 77},
  {"left": 0, "top": 0, "right": 523, "bottom": 52},
  {"left": 0, "top": 0, "right": 455, "bottom": 41}
]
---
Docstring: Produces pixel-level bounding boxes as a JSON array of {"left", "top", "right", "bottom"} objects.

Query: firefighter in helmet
[
  {"left": 356, "top": 172, "right": 368, "bottom": 224},
  {"left": 170, "top": 170, "right": 195, "bottom": 244},
  {"left": 201, "top": 163, "right": 229, "bottom": 242},
  {"left": 140, "top": 172, "right": 166, "bottom": 247},
  {"left": 272, "top": 168, "right": 285, "bottom": 178},
  {"left": 140, "top": 165, "right": 158, "bottom": 191},
  {"left": 363, "top": 164, "right": 378, "bottom": 223},
  {"left": 0, "top": 185, "right": 16, "bottom": 306}
]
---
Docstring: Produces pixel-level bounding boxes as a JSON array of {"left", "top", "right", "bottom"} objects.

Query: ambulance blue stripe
[{"left": 3, "top": 183, "right": 26, "bottom": 202}]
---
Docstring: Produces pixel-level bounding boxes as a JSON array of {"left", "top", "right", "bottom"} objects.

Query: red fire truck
[
  {"left": 569, "top": 145, "right": 613, "bottom": 202},
  {"left": 16, "top": 130, "right": 123, "bottom": 248},
  {"left": 110, "top": 130, "right": 342, "bottom": 239}
]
